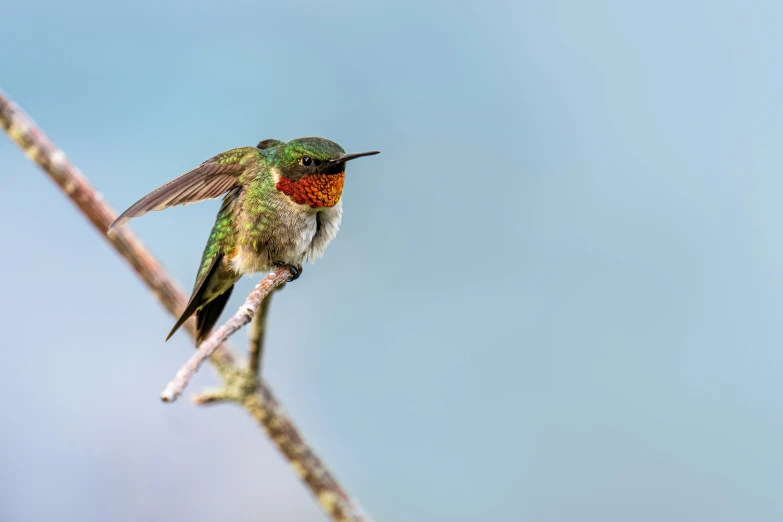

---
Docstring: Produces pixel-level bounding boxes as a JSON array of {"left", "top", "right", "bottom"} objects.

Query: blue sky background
[{"left": 2, "top": 1, "right": 783, "bottom": 520}]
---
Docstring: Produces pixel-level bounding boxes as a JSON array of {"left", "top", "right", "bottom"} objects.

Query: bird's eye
[{"left": 302, "top": 156, "right": 313, "bottom": 167}]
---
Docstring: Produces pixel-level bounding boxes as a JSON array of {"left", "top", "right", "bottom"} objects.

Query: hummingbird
[{"left": 108, "top": 137, "right": 379, "bottom": 344}]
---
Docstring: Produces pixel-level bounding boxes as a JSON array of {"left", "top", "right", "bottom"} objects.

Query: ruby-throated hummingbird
[{"left": 108, "top": 137, "right": 379, "bottom": 344}]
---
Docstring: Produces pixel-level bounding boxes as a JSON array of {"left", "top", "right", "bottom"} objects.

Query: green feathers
[{"left": 197, "top": 192, "right": 238, "bottom": 280}]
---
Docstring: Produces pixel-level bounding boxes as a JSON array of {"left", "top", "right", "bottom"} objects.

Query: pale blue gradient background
[{"left": 2, "top": 1, "right": 783, "bottom": 521}]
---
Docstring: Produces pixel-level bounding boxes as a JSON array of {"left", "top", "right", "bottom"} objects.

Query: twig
[
  {"left": 248, "top": 284, "right": 278, "bottom": 376},
  {"left": 0, "top": 89, "right": 373, "bottom": 522},
  {"left": 161, "top": 267, "right": 292, "bottom": 402},
  {"left": 190, "top": 387, "right": 232, "bottom": 405}
]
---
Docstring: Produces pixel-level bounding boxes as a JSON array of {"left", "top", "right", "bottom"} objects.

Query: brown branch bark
[
  {"left": 248, "top": 284, "right": 278, "bottom": 376},
  {"left": 161, "top": 267, "right": 292, "bottom": 402},
  {"left": 0, "top": 89, "right": 373, "bottom": 522}
]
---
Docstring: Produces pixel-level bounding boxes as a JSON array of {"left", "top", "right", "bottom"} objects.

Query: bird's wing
[{"left": 108, "top": 147, "right": 258, "bottom": 232}]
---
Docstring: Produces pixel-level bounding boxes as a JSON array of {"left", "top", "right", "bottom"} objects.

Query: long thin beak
[{"left": 332, "top": 151, "right": 380, "bottom": 163}]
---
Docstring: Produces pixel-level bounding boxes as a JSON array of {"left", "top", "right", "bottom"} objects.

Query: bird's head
[{"left": 270, "top": 137, "right": 379, "bottom": 209}]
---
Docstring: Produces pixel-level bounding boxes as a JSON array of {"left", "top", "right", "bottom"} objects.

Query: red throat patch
[{"left": 276, "top": 172, "right": 345, "bottom": 208}]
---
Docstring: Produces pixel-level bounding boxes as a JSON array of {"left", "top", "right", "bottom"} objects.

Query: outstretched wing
[{"left": 108, "top": 147, "right": 258, "bottom": 232}]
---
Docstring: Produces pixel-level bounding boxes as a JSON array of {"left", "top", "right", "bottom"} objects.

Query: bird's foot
[{"left": 274, "top": 262, "right": 302, "bottom": 281}]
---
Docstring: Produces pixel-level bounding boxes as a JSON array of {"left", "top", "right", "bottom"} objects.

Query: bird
[{"left": 108, "top": 137, "right": 379, "bottom": 344}]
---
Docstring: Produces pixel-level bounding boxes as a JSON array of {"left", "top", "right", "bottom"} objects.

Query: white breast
[{"left": 307, "top": 201, "right": 343, "bottom": 263}]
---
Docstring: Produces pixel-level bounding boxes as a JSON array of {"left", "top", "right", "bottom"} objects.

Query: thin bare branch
[
  {"left": 248, "top": 284, "right": 278, "bottom": 376},
  {"left": 161, "top": 267, "right": 293, "bottom": 402},
  {"left": 0, "top": 89, "right": 373, "bottom": 522}
]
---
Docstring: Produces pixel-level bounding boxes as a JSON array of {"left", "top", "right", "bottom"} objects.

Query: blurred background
[{"left": 2, "top": 0, "right": 783, "bottom": 521}]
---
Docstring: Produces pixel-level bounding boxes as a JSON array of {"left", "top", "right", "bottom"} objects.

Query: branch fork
[{"left": 160, "top": 266, "right": 293, "bottom": 402}]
